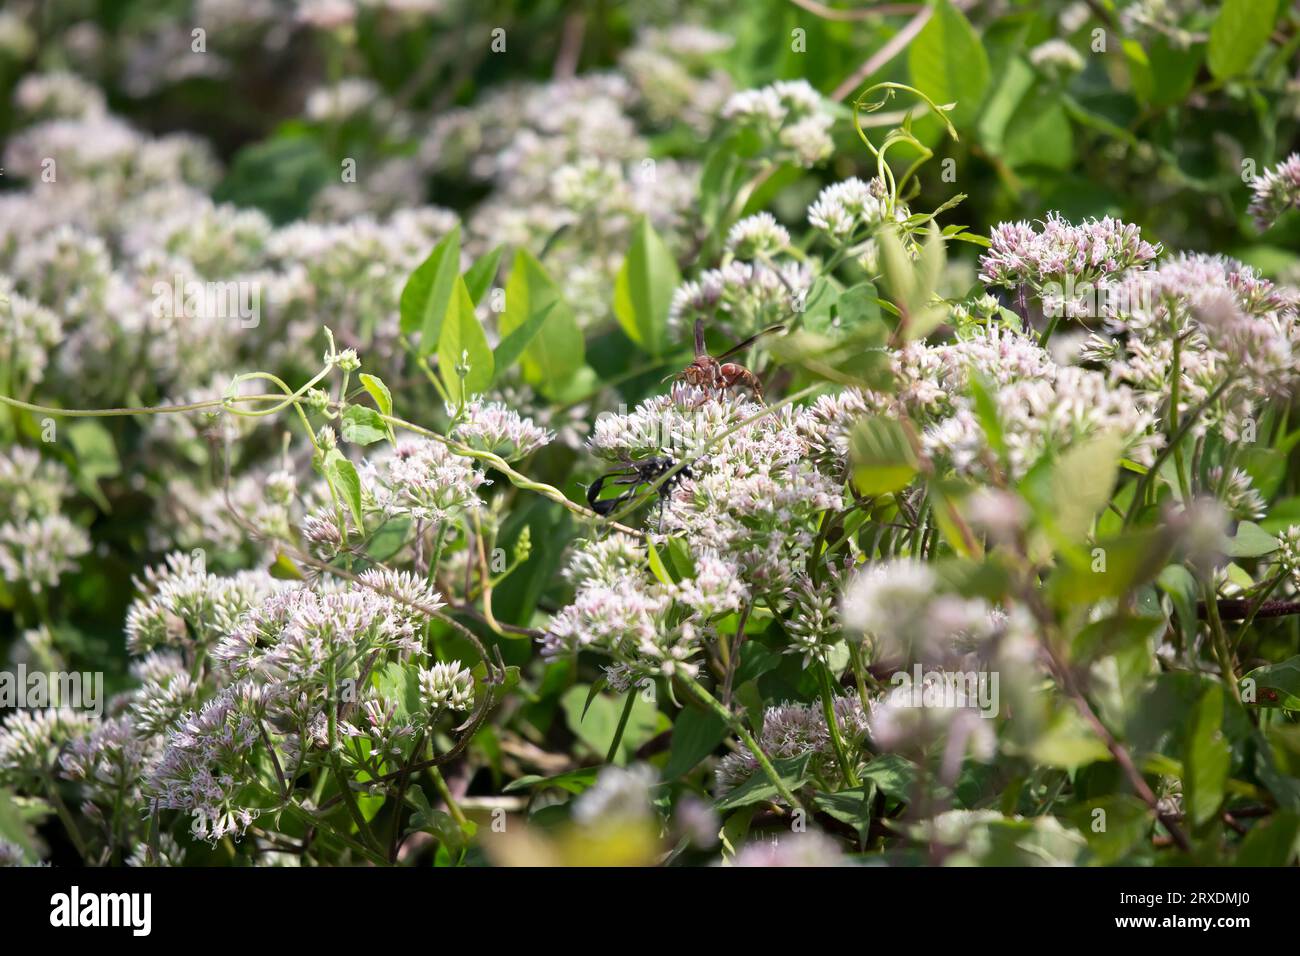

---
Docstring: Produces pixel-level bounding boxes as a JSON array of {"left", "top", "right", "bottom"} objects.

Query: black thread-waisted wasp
[{"left": 586, "top": 455, "right": 692, "bottom": 527}]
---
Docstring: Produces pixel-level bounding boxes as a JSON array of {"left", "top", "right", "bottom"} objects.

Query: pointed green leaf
[
  {"left": 613, "top": 217, "right": 679, "bottom": 356},
  {"left": 357, "top": 372, "right": 395, "bottom": 442},
  {"left": 493, "top": 302, "right": 554, "bottom": 379},
  {"left": 324, "top": 450, "right": 364, "bottom": 530},
  {"left": 1208, "top": 0, "right": 1278, "bottom": 80},
  {"left": 714, "top": 754, "right": 812, "bottom": 810},
  {"left": 1184, "top": 683, "right": 1230, "bottom": 826},
  {"left": 851, "top": 415, "right": 918, "bottom": 496},
  {"left": 908, "top": 0, "right": 989, "bottom": 127},
  {"left": 400, "top": 224, "right": 461, "bottom": 353},
  {"left": 499, "top": 249, "right": 585, "bottom": 396},
  {"left": 438, "top": 276, "right": 494, "bottom": 403},
  {"left": 464, "top": 244, "right": 505, "bottom": 305},
  {"left": 340, "top": 405, "right": 388, "bottom": 446}
]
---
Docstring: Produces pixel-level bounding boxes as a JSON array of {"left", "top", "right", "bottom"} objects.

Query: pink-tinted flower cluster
[
  {"left": 979, "top": 213, "right": 1159, "bottom": 289},
  {"left": 1248, "top": 153, "right": 1300, "bottom": 231}
]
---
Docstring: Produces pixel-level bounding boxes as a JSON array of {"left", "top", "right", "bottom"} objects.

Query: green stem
[
  {"left": 46, "top": 776, "right": 90, "bottom": 863},
  {"left": 429, "top": 765, "right": 469, "bottom": 829},
  {"left": 605, "top": 691, "right": 637, "bottom": 764},
  {"left": 1202, "top": 579, "right": 1242, "bottom": 703},
  {"left": 817, "top": 663, "right": 860, "bottom": 787},
  {"left": 1168, "top": 334, "right": 1192, "bottom": 503},
  {"left": 326, "top": 657, "right": 382, "bottom": 854},
  {"left": 678, "top": 673, "right": 804, "bottom": 812},
  {"left": 1124, "top": 377, "right": 1235, "bottom": 527}
]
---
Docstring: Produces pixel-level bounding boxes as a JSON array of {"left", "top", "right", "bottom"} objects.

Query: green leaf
[
  {"left": 1126, "top": 36, "right": 1202, "bottom": 107},
  {"left": 814, "top": 784, "right": 876, "bottom": 843},
  {"left": 357, "top": 372, "right": 392, "bottom": 417},
  {"left": 1048, "top": 529, "right": 1173, "bottom": 606},
  {"left": 493, "top": 302, "right": 554, "bottom": 379},
  {"left": 1002, "top": 97, "right": 1074, "bottom": 172},
  {"left": 268, "top": 552, "right": 305, "bottom": 580},
  {"left": 560, "top": 685, "right": 661, "bottom": 761},
  {"left": 67, "top": 419, "right": 120, "bottom": 509},
  {"left": 1224, "top": 521, "right": 1278, "bottom": 558},
  {"left": 850, "top": 415, "right": 918, "bottom": 496},
  {"left": 0, "top": 788, "right": 39, "bottom": 860},
  {"left": 877, "top": 224, "right": 916, "bottom": 314},
  {"left": 406, "top": 803, "right": 473, "bottom": 849},
  {"left": 212, "top": 135, "right": 333, "bottom": 224},
  {"left": 1071, "top": 614, "right": 1164, "bottom": 665},
  {"left": 646, "top": 540, "right": 672, "bottom": 586},
  {"left": 323, "top": 450, "right": 364, "bottom": 530},
  {"left": 858, "top": 753, "right": 918, "bottom": 802},
  {"left": 503, "top": 767, "right": 601, "bottom": 795},
  {"left": 340, "top": 405, "right": 388, "bottom": 446},
  {"left": 1029, "top": 709, "right": 1111, "bottom": 770},
  {"left": 967, "top": 372, "right": 1006, "bottom": 461},
  {"left": 1183, "top": 683, "right": 1230, "bottom": 826},
  {"left": 373, "top": 660, "right": 422, "bottom": 722},
  {"left": 908, "top": 0, "right": 989, "bottom": 127},
  {"left": 1049, "top": 431, "right": 1124, "bottom": 543},
  {"left": 437, "top": 275, "right": 494, "bottom": 403},
  {"left": 977, "top": 57, "right": 1035, "bottom": 151},
  {"left": 613, "top": 217, "right": 679, "bottom": 356},
  {"left": 1242, "top": 654, "right": 1300, "bottom": 709},
  {"left": 499, "top": 249, "right": 585, "bottom": 397},
  {"left": 1235, "top": 811, "right": 1300, "bottom": 866},
  {"left": 464, "top": 244, "right": 504, "bottom": 305},
  {"left": 715, "top": 753, "right": 811, "bottom": 810},
  {"left": 767, "top": 317, "right": 893, "bottom": 389},
  {"left": 662, "top": 706, "right": 726, "bottom": 780},
  {"left": 1208, "top": 0, "right": 1278, "bottom": 79},
  {"left": 400, "top": 224, "right": 462, "bottom": 352},
  {"left": 357, "top": 372, "right": 396, "bottom": 442},
  {"left": 1070, "top": 796, "right": 1156, "bottom": 865},
  {"left": 365, "top": 519, "right": 410, "bottom": 562},
  {"left": 1158, "top": 564, "right": 1199, "bottom": 648}
]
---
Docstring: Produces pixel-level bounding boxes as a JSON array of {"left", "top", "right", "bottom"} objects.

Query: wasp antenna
[{"left": 717, "top": 323, "right": 786, "bottom": 361}]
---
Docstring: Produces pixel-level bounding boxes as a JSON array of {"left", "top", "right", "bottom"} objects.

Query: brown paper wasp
[{"left": 675, "top": 318, "right": 785, "bottom": 403}]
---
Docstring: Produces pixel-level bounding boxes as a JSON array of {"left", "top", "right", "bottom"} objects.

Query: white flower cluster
[
  {"left": 420, "top": 60, "right": 702, "bottom": 325},
  {"left": 722, "top": 79, "right": 834, "bottom": 168},
  {"left": 1248, "top": 153, "right": 1300, "bottom": 231},
  {"left": 452, "top": 399, "right": 554, "bottom": 462},
  {"left": 668, "top": 255, "right": 812, "bottom": 343},
  {"left": 146, "top": 685, "right": 261, "bottom": 844},
  {"left": 364, "top": 437, "right": 489, "bottom": 524},
  {"left": 542, "top": 536, "right": 748, "bottom": 687},
  {"left": 417, "top": 661, "right": 475, "bottom": 713},
  {"left": 212, "top": 576, "right": 436, "bottom": 692},
  {"left": 871, "top": 325, "right": 1163, "bottom": 481},
  {"left": 806, "top": 176, "right": 896, "bottom": 242},
  {"left": 0, "top": 708, "right": 94, "bottom": 791},
  {"left": 0, "top": 448, "right": 90, "bottom": 595},
  {"left": 618, "top": 26, "right": 734, "bottom": 133},
  {"left": 1028, "top": 39, "right": 1085, "bottom": 79},
  {"left": 980, "top": 213, "right": 1160, "bottom": 290},
  {"left": 124, "top": 550, "right": 283, "bottom": 655},
  {"left": 0, "top": 279, "right": 61, "bottom": 397},
  {"left": 1083, "top": 253, "right": 1300, "bottom": 442},
  {"left": 1274, "top": 525, "right": 1300, "bottom": 589},
  {"left": 588, "top": 390, "right": 845, "bottom": 590}
]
